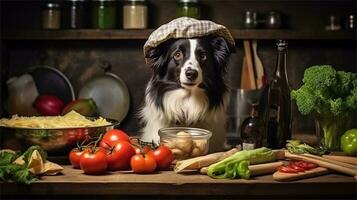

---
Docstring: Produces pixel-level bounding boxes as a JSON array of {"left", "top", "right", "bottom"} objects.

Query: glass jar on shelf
[
  {"left": 63, "top": 0, "right": 88, "bottom": 29},
  {"left": 176, "top": 0, "right": 200, "bottom": 19},
  {"left": 123, "top": 0, "right": 148, "bottom": 29},
  {"left": 42, "top": 1, "right": 62, "bottom": 30},
  {"left": 92, "top": 0, "right": 117, "bottom": 29}
]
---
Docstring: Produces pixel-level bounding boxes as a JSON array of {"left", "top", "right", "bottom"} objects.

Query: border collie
[{"left": 140, "top": 36, "right": 232, "bottom": 152}]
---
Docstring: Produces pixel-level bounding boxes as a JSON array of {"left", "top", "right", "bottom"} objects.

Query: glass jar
[
  {"left": 123, "top": 0, "right": 148, "bottom": 29},
  {"left": 42, "top": 1, "right": 61, "bottom": 30},
  {"left": 176, "top": 0, "right": 200, "bottom": 19},
  {"left": 63, "top": 0, "right": 88, "bottom": 29},
  {"left": 92, "top": 0, "right": 117, "bottom": 29}
]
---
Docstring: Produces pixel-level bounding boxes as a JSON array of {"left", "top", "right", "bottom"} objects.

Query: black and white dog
[{"left": 140, "top": 36, "right": 232, "bottom": 152}]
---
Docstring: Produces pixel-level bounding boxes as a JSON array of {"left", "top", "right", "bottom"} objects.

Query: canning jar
[
  {"left": 63, "top": 0, "right": 88, "bottom": 29},
  {"left": 92, "top": 0, "right": 117, "bottom": 29},
  {"left": 176, "top": 0, "right": 200, "bottom": 19},
  {"left": 42, "top": 1, "right": 61, "bottom": 29},
  {"left": 123, "top": 0, "right": 148, "bottom": 29}
]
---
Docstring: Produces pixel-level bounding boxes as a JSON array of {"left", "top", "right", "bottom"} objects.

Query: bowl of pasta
[{"left": 0, "top": 111, "right": 118, "bottom": 154}]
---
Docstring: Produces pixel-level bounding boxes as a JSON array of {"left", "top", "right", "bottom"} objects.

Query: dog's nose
[{"left": 185, "top": 69, "right": 198, "bottom": 81}]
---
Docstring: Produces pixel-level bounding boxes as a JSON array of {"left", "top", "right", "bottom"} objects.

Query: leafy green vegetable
[
  {"left": 291, "top": 65, "right": 357, "bottom": 150},
  {"left": 0, "top": 151, "right": 20, "bottom": 165},
  {"left": 286, "top": 140, "right": 328, "bottom": 155},
  {"left": 0, "top": 146, "right": 47, "bottom": 184},
  {"left": 207, "top": 147, "right": 275, "bottom": 179}
]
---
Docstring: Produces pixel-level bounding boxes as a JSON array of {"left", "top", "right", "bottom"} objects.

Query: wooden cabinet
[{"left": 1, "top": 0, "right": 356, "bottom": 135}]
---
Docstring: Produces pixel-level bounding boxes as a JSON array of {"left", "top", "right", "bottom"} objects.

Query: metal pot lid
[
  {"left": 29, "top": 65, "right": 75, "bottom": 104},
  {"left": 78, "top": 72, "right": 130, "bottom": 123}
]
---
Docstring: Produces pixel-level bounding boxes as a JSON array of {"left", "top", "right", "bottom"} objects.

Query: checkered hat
[{"left": 143, "top": 17, "right": 236, "bottom": 60}]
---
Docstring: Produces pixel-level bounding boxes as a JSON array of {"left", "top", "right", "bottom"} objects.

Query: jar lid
[
  {"left": 177, "top": 0, "right": 199, "bottom": 3},
  {"left": 91, "top": 0, "right": 117, "bottom": 1},
  {"left": 66, "top": 0, "right": 88, "bottom": 2},
  {"left": 44, "top": 2, "right": 61, "bottom": 8},
  {"left": 124, "top": 0, "right": 147, "bottom": 2}
]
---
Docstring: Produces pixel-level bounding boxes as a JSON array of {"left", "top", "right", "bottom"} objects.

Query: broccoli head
[{"left": 292, "top": 65, "right": 357, "bottom": 117}]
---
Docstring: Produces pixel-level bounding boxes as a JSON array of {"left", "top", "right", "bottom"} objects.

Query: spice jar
[
  {"left": 63, "top": 0, "right": 88, "bottom": 29},
  {"left": 176, "top": 0, "right": 200, "bottom": 19},
  {"left": 92, "top": 0, "right": 117, "bottom": 29},
  {"left": 42, "top": 1, "right": 61, "bottom": 29},
  {"left": 123, "top": 0, "right": 148, "bottom": 29}
]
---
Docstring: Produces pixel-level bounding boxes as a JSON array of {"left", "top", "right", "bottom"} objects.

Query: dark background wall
[{"left": 1, "top": 0, "right": 356, "bottom": 137}]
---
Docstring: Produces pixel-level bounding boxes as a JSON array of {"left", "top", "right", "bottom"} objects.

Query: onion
[{"left": 35, "top": 95, "right": 64, "bottom": 116}]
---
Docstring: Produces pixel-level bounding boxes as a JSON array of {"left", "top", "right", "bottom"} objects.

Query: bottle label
[{"left": 242, "top": 142, "right": 255, "bottom": 150}]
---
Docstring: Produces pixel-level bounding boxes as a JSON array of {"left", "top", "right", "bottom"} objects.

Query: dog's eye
[
  {"left": 200, "top": 52, "right": 207, "bottom": 61},
  {"left": 173, "top": 51, "right": 183, "bottom": 60}
]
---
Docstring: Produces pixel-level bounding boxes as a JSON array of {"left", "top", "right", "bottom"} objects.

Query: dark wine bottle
[
  {"left": 241, "top": 104, "right": 263, "bottom": 150},
  {"left": 266, "top": 40, "right": 292, "bottom": 149}
]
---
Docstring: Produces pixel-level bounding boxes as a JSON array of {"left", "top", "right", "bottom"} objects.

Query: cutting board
[{"left": 273, "top": 167, "right": 330, "bottom": 182}]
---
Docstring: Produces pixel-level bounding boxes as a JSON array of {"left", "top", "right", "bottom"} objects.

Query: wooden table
[{"left": 1, "top": 165, "right": 356, "bottom": 199}]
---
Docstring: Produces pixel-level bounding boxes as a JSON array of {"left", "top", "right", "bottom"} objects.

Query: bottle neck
[{"left": 274, "top": 40, "right": 288, "bottom": 79}]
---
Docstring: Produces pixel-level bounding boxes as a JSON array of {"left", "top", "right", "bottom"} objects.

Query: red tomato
[
  {"left": 294, "top": 161, "right": 318, "bottom": 170},
  {"left": 66, "top": 129, "right": 88, "bottom": 146},
  {"left": 79, "top": 150, "right": 108, "bottom": 175},
  {"left": 134, "top": 146, "right": 152, "bottom": 154},
  {"left": 288, "top": 163, "right": 305, "bottom": 172},
  {"left": 147, "top": 145, "right": 174, "bottom": 170},
  {"left": 69, "top": 147, "right": 90, "bottom": 169},
  {"left": 130, "top": 154, "right": 157, "bottom": 174},
  {"left": 104, "top": 141, "right": 135, "bottom": 171},
  {"left": 100, "top": 129, "right": 130, "bottom": 148},
  {"left": 277, "top": 166, "right": 298, "bottom": 173}
]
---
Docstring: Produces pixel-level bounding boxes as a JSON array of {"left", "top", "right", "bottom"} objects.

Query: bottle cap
[{"left": 276, "top": 40, "right": 288, "bottom": 51}]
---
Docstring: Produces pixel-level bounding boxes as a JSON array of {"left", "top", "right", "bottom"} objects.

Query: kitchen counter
[{"left": 1, "top": 165, "right": 356, "bottom": 199}]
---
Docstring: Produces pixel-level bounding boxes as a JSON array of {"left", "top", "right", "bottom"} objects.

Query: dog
[{"left": 140, "top": 36, "right": 232, "bottom": 152}]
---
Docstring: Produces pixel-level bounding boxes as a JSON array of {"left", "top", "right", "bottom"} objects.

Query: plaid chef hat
[{"left": 143, "top": 17, "right": 236, "bottom": 61}]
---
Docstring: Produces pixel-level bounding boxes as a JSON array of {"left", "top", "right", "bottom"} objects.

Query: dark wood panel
[
  {"left": 1, "top": 165, "right": 356, "bottom": 198},
  {"left": 2, "top": 29, "right": 356, "bottom": 40}
]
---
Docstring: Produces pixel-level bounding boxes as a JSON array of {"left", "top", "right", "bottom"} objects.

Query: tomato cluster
[
  {"left": 68, "top": 129, "right": 174, "bottom": 175},
  {"left": 277, "top": 161, "right": 318, "bottom": 173}
]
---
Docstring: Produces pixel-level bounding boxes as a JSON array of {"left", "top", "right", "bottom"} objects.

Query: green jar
[
  {"left": 92, "top": 0, "right": 117, "bottom": 29},
  {"left": 176, "top": 0, "right": 200, "bottom": 19}
]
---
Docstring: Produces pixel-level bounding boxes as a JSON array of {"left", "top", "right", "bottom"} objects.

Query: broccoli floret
[
  {"left": 291, "top": 65, "right": 357, "bottom": 151},
  {"left": 291, "top": 85, "right": 317, "bottom": 115},
  {"left": 302, "top": 65, "right": 336, "bottom": 90}
]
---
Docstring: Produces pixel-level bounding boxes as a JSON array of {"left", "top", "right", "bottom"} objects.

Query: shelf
[
  {"left": 2, "top": 29, "right": 155, "bottom": 40},
  {"left": 231, "top": 29, "right": 356, "bottom": 40},
  {"left": 2, "top": 29, "right": 356, "bottom": 41}
]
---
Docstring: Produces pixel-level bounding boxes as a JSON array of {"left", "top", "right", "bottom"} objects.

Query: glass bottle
[
  {"left": 92, "top": 0, "right": 117, "bottom": 29},
  {"left": 42, "top": 1, "right": 61, "bottom": 30},
  {"left": 123, "top": 0, "right": 148, "bottom": 29},
  {"left": 176, "top": 0, "right": 200, "bottom": 19},
  {"left": 266, "top": 40, "right": 292, "bottom": 149},
  {"left": 63, "top": 0, "right": 88, "bottom": 29},
  {"left": 240, "top": 104, "right": 263, "bottom": 150}
]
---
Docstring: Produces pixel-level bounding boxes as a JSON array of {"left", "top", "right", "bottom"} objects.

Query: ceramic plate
[{"left": 78, "top": 73, "right": 130, "bottom": 122}]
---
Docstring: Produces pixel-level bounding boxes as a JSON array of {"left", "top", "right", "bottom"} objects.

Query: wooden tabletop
[{"left": 1, "top": 165, "right": 356, "bottom": 199}]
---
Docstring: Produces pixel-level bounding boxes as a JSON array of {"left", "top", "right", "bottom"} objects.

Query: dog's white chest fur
[{"left": 140, "top": 87, "right": 227, "bottom": 152}]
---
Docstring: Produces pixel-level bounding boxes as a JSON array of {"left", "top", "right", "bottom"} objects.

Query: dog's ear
[
  {"left": 146, "top": 40, "right": 173, "bottom": 72},
  {"left": 210, "top": 37, "right": 231, "bottom": 73},
  {"left": 146, "top": 47, "right": 166, "bottom": 72}
]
